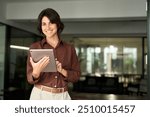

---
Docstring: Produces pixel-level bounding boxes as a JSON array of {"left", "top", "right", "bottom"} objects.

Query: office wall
[
  {"left": 0, "top": 0, "right": 147, "bottom": 37},
  {"left": 63, "top": 20, "right": 146, "bottom": 36},
  {"left": 0, "top": 0, "right": 147, "bottom": 39},
  {"left": 0, "top": 1, "right": 37, "bottom": 34},
  {"left": 0, "top": 1, "right": 6, "bottom": 21},
  {"left": 6, "top": 0, "right": 146, "bottom": 20}
]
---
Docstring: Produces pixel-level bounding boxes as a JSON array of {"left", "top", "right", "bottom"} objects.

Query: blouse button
[
  {"left": 54, "top": 85, "right": 57, "bottom": 87},
  {"left": 55, "top": 76, "right": 58, "bottom": 79}
]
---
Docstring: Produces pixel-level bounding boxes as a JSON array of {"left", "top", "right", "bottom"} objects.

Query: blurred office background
[{"left": 0, "top": 0, "right": 149, "bottom": 100}]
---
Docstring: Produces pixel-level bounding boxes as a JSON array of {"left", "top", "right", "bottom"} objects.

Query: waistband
[{"left": 34, "top": 84, "right": 68, "bottom": 93}]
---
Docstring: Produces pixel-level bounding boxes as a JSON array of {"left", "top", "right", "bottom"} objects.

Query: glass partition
[
  {"left": 7, "top": 27, "right": 41, "bottom": 99},
  {"left": 67, "top": 37, "right": 145, "bottom": 95},
  {"left": 0, "top": 24, "right": 6, "bottom": 99},
  {"left": 73, "top": 38, "right": 142, "bottom": 76}
]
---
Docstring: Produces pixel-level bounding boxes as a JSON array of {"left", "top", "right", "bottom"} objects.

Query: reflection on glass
[
  {"left": 0, "top": 24, "right": 6, "bottom": 99},
  {"left": 74, "top": 38, "right": 142, "bottom": 76},
  {"left": 123, "top": 48, "right": 137, "bottom": 74},
  {"left": 104, "top": 45, "right": 118, "bottom": 74},
  {"left": 8, "top": 27, "right": 40, "bottom": 99}
]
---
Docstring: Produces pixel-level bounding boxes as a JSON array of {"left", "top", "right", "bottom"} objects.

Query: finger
[
  {"left": 42, "top": 57, "right": 50, "bottom": 66},
  {"left": 41, "top": 57, "right": 50, "bottom": 64},
  {"left": 56, "top": 61, "right": 61, "bottom": 65},
  {"left": 56, "top": 62, "right": 62, "bottom": 71},
  {"left": 56, "top": 61, "right": 60, "bottom": 66},
  {"left": 59, "top": 63, "right": 62, "bottom": 69},
  {"left": 39, "top": 57, "right": 50, "bottom": 68},
  {"left": 39, "top": 56, "right": 49, "bottom": 63},
  {"left": 30, "top": 57, "right": 34, "bottom": 65}
]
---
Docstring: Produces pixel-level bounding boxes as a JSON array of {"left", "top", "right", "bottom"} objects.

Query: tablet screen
[{"left": 30, "top": 49, "right": 57, "bottom": 72}]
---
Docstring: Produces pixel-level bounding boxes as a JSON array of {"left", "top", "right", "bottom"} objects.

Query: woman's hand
[
  {"left": 56, "top": 60, "right": 67, "bottom": 77},
  {"left": 30, "top": 56, "right": 50, "bottom": 78},
  {"left": 56, "top": 60, "right": 62, "bottom": 73}
]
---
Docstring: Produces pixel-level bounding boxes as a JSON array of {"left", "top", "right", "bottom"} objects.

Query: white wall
[
  {"left": 6, "top": 0, "right": 146, "bottom": 20},
  {"left": 0, "top": 0, "right": 147, "bottom": 36},
  {"left": 0, "top": 1, "right": 6, "bottom": 22},
  {"left": 0, "top": 1, "right": 37, "bottom": 34}
]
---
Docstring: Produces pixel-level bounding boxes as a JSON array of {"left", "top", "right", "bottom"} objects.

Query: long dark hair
[{"left": 37, "top": 8, "right": 64, "bottom": 37}]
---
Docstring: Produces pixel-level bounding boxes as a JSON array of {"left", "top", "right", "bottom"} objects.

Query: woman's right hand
[{"left": 30, "top": 56, "right": 50, "bottom": 78}]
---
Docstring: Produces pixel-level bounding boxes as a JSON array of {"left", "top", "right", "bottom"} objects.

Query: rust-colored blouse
[{"left": 26, "top": 38, "right": 81, "bottom": 88}]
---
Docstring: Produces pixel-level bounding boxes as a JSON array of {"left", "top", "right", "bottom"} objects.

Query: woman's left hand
[
  {"left": 56, "top": 60, "right": 62, "bottom": 73},
  {"left": 56, "top": 60, "right": 67, "bottom": 77}
]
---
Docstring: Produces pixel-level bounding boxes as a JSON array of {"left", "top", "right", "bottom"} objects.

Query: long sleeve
[
  {"left": 26, "top": 50, "right": 40, "bottom": 84},
  {"left": 26, "top": 39, "right": 80, "bottom": 88},
  {"left": 63, "top": 45, "right": 81, "bottom": 83}
]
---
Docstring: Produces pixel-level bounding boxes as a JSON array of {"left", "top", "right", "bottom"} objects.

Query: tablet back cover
[{"left": 30, "top": 49, "right": 57, "bottom": 72}]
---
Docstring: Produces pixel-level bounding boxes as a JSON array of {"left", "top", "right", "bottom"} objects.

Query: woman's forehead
[{"left": 42, "top": 16, "right": 51, "bottom": 22}]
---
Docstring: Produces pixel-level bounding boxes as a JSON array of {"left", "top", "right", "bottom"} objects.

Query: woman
[{"left": 26, "top": 8, "right": 80, "bottom": 100}]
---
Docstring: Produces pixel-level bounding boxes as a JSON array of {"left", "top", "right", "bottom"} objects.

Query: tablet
[{"left": 30, "top": 49, "right": 57, "bottom": 72}]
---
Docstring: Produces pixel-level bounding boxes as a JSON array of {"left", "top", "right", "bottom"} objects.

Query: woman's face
[{"left": 41, "top": 16, "right": 58, "bottom": 38}]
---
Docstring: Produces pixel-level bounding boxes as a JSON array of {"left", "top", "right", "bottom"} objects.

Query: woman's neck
[{"left": 46, "top": 36, "right": 59, "bottom": 48}]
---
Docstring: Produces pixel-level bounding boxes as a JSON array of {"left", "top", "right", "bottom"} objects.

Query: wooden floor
[
  {"left": 1, "top": 88, "right": 149, "bottom": 100},
  {"left": 70, "top": 92, "right": 149, "bottom": 100}
]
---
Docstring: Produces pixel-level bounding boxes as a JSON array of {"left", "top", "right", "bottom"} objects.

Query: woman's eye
[{"left": 42, "top": 23, "right": 46, "bottom": 26}]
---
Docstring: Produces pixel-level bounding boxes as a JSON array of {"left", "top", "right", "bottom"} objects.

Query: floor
[
  {"left": 70, "top": 92, "right": 149, "bottom": 100},
  {"left": 1, "top": 88, "right": 149, "bottom": 100}
]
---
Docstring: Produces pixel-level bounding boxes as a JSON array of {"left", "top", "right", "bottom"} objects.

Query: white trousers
[{"left": 30, "top": 86, "right": 71, "bottom": 100}]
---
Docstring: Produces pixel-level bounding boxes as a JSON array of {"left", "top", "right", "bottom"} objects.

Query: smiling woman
[
  {"left": 41, "top": 16, "right": 58, "bottom": 47},
  {"left": 26, "top": 8, "right": 81, "bottom": 100}
]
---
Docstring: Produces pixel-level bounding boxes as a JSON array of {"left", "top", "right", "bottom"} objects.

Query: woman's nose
[{"left": 46, "top": 24, "right": 50, "bottom": 29}]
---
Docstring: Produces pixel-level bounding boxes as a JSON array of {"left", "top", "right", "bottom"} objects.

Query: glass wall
[
  {"left": 7, "top": 27, "right": 41, "bottom": 99},
  {"left": 65, "top": 37, "right": 145, "bottom": 95},
  {"left": 73, "top": 38, "right": 142, "bottom": 76},
  {"left": 0, "top": 26, "right": 147, "bottom": 99},
  {"left": 0, "top": 24, "right": 6, "bottom": 99}
]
